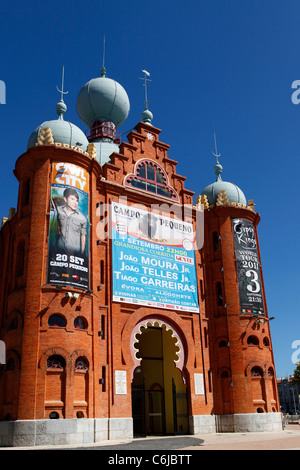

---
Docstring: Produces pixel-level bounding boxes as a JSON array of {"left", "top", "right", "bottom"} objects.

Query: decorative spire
[
  {"left": 101, "top": 36, "right": 107, "bottom": 77},
  {"left": 139, "top": 69, "right": 153, "bottom": 124},
  {"left": 56, "top": 65, "right": 68, "bottom": 119},
  {"left": 212, "top": 132, "right": 223, "bottom": 181}
]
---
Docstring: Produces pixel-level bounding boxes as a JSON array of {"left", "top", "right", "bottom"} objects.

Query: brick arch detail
[
  {"left": 218, "top": 367, "right": 232, "bottom": 377},
  {"left": 121, "top": 310, "right": 195, "bottom": 380},
  {"left": 6, "top": 349, "right": 21, "bottom": 369},
  {"left": 131, "top": 317, "right": 184, "bottom": 368},
  {"left": 70, "top": 349, "right": 92, "bottom": 370},
  {"left": 38, "top": 347, "right": 69, "bottom": 370},
  {"left": 245, "top": 360, "right": 265, "bottom": 377},
  {"left": 4, "top": 309, "right": 24, "bottom": 333}
]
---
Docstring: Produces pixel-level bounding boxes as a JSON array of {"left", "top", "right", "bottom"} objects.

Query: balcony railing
[{"left": 85, "top": 122, "right": 121, "bottom": 144}]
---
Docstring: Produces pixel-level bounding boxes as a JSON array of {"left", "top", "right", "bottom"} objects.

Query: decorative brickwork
[{"left": 0, "top": 119, "right": 280, "bottom": 445}]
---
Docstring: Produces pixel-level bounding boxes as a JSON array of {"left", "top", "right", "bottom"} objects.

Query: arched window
[
  {"left": 74, "top": 316, "right": 87, "bottom": 330},
  {"left": 6, "top": 358, "right": 14, "bottom": 371},
  {"left": 221, "top": 371, "right": 229, "bottom": 378},
  {"left": 22, "top": 178, "right": 31, "bottom": 206},
  {"left": 75, "top": 357, "right": 89, "bottom": 370},
  {"left": 263, "top": 337, "right": 270, "bottom": 347},
  {"left": 124, "top": 160, "right": 179, "bottom": 201},
  {"left": 216, "top": 282, "right": 224, "bottom": 306},
  {"left": 48, "top": 314, "right": 66, "bottom": 328},
  {"left": 247, "top": 335, "right": 259, "bottom": 346},
  {"left": 212, "top": 231, "right": 219, "bottom": 251},
  {"left": 8, "top": 317, "right": 18, "bottom": 331},
  {"left": 251, "top": 366, "right": 263, "bottom": 377},
  {"left": 47, "top": 355, "right": 66, "bottom": 369},
  {"left": 219, "top": 340, "right": 228, "bottom": 347},
  {"left": 15, "top": 240, "right": 25, "bottom": 278}
]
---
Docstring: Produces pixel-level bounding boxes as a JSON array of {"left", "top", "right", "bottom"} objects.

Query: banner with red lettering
[
  {"left": 112, "top": 201, "right": 199, "bottom": 312},
  {"left": 46, "top": 163, "right": 90, "bottom": 290}
]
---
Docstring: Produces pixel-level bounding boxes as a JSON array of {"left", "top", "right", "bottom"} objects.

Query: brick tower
[
  {"left": 0, "top": 69, "right": 281, "bottom": 446},
  {"left": 198, "top": 151, "right": 280, "bottom": 430}
]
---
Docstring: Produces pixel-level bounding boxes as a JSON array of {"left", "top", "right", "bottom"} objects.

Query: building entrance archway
[{"left": 131, "top": 321, "right": 189, "bottom": 437}]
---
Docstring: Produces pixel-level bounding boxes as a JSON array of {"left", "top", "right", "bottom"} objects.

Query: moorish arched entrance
[{"left": 131, "top": 318, "right": 189, "bottom": 437}]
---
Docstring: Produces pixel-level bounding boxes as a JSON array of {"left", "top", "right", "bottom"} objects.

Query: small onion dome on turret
[
  {"left": 201, "top": 156, "right": 247, "bottom": 206},
  {"left": 27, "top": 98, "right": 89, "bottom": 151},
  {"left": 76, "top": 66, "right": 130, "bottom": 129},
  {"left": 141, "top": 107, "right": 153, "bottom": 125}
]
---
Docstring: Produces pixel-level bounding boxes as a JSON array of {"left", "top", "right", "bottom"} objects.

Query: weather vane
[
  {"left": 212, "top": 131, "right": 221, "bottom": 164},
  {"left": 139, "top": 69, "right": 151, "bottom": 109},
  {"left": 56, "top": 65, "right": 69, "bottom": 101},
  {"left": 101, "top": 36, "right": 106, "bottom": 76}
]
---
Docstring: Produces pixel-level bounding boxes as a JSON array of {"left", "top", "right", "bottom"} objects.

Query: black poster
[{"left": 231, "top": 218, "right": 264, "bottom": 315}]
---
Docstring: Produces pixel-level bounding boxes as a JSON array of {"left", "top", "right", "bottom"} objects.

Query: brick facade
[{"left": 0, "top": 118, "right": 281, "bottom": 445}]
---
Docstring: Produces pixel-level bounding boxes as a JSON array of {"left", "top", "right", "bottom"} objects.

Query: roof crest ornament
[
  {"left": 139, "top": 69, "right": 151, "bottom": 110},
  {"left": 212, "top": 132, "right": 223, "bottom": 181},
  {"left": 56, "top": 65, "right": 68, "bottom": 119},
  {"left": 139, "top": 69, "right": 153, "bottom": 124},
  {"left": 101, "top": 36, "right": 107, "bottom": 77},
  {"left": 212, "top": 131, "right": 221, "bottom": 163}
]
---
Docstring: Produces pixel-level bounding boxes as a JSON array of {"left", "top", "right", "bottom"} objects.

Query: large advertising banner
[
  {"left": 112, "top": 202, "right": 199, "bottom": 312},
  {"left": 47, "top": 162, "right": 89, "bottom": 290},
  {"left": 232, "top": 218, "right": 264, "bottom": 315}
]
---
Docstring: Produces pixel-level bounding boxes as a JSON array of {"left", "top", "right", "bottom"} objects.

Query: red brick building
[{"left": 0, "top": 69, "right": 281, "bottom": 446}]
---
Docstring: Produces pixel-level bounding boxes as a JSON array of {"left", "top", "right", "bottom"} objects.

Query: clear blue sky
[{"left": 0, "top": 0, "right": 299, "bottom": 378}]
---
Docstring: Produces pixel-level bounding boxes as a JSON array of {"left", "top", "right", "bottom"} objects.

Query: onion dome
[
  {"left": 201, "top": 144, "right": 247, "bottom": 206},
  {"left": 27, "top": 98, "right": 89, "bottom": 151},
  {"left": 141, "top": 107, "right": 153, "bottom": 125},
  {"left": 76, "top": 67, "right": 130, "bottom": 129}
]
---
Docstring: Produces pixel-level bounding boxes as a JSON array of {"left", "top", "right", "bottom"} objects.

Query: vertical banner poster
[
  {"left": 112, "top": 202, "right": 199, "bottom": 312},
  {"left": 47, "top": 162, "right": 90, "bottom": 290},
  {"left": 231, "top": 218, "right": 264, "bottom": 315}
]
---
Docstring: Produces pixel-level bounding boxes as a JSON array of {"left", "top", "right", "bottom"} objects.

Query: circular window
[{"left": 49, "top": 411, "right": 59, "bottom": 419}]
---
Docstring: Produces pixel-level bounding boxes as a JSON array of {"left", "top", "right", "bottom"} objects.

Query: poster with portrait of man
[{"left": 47, "top": 162, "right": 90, "bottom": 290}]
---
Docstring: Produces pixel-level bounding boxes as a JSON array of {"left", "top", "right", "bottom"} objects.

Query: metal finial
[
  {"left": 212, "top": 131, "right": 221, "bottom": 163},
  {"left": 139, "top": 69, "right": 151, "bottom": 109},
  {"left": 56, "top": 65, "right": 69, "bottom": 101},
  {"left": 101, "top": 36, "right": 106, "bottom": 77},
  {"left": 212, "top": 132, "right": 223, "bottom": 181}
]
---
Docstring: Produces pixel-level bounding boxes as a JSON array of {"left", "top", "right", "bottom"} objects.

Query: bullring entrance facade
[{"left": 0, "top": 67, "right": 281, "bottom": 446}]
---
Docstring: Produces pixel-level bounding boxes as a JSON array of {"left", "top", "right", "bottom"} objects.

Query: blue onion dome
[
  {"left": 27, "top": 98, "right": 89, "bottom": 151},
  {"left": 76, "top": 68, "right": 130, "bottom": 128},
  {"left": 141, "top": 107, "right": 153, "bottom": 125},
  {"left": 201, "top": 158, "right": 247, "bottom": 206}
]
